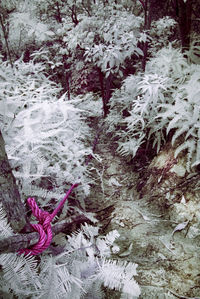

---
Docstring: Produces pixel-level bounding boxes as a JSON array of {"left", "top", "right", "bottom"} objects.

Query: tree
[
  {"left": 0, "top": 4, "right": 14, "bottom": 67},
  {"left": 0, "top": 130, "right": 89, "bottom": 254},
  {"left": 0, "top": 130, "right": 140, "bottom": 297},
  {"left": 175, "top": 0, "right": 193, "bottom": 51},
  {"left": 138, "top": 0, "right": 152, "bottom": 70},
  {"left": 0, "top": 130, "right": 27, "bottom": 232}
]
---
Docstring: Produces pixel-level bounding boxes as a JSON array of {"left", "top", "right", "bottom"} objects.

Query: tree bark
[
  {"left": 138, "top": 0, "right": 152, "bottom": 71},
  {"left": 0, "top": 13, "right": 13, "bottom": 68},
  {"left": 176, "top": 0, "right": 192, "bottom": 51},
  {"left": 55, "top": 1, "right": 62, "bottom": 23},
  {"left": 0, "top": 215, "right": 90, "bottom": 254},
  {"left": 0, "top": 130, "right": 27, "bottom": 232},
  {"left": 98, "top": 69, "right": 113, "bottom": 117}
]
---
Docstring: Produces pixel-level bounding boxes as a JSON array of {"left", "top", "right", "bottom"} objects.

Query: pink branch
[
  {"left": 51, "top": 183, "right": 79, "bottom": 219},
  {"left": 138, "top": 0, "right": 145, "bottom": 10}
]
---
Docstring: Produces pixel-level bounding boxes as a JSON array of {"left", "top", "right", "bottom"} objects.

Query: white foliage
[
  {"left": 146, "top": 46, "right": 189, "bottom": 82},
  {"left": 107, "top": 70, "right": 170, "bottom": 158},
  {"left": 0, "top": 204, "right": 13, "bottom": 238},
  {"left": 97, "top": 259, "right": 140, "bottom": 297},
  {"left": 0, "top": 60, "right": 93, "bottom": 200},
  {"left": 149, "top": 17, "right": 177, "bottom": 52},
  {"left": 0, "top": 253, "right": 41, "bottom": 296},
  {"left": 60, "top": 8, "right": 143, "bottom": 76},
  {"left": 6, "top": 5, "right": 55, "bottom": 56},
  {"left": 0, "top": 217, "right": 140, "bottom": 299},
  {"left": 106, "top": 45, "right": 200, "bottom": 171},
  {"left": 84, "top": 12, "right": 143, "bottom": 75}
]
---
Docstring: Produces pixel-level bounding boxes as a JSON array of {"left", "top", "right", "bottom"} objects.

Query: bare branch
[
  {"left": 0, "top": 215, "right": 90, "bottom": 254},
  {"left": 138, "top": 0, "right": 145, "bottom": 10}
]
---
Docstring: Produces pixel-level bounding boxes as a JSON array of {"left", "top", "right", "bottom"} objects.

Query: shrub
[{"left": 106, "top": 45, "right": 200, "bottom": 171}]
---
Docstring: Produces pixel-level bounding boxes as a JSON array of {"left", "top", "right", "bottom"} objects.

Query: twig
[
  {"left": 138, "top": 0, "right": 145, "bottom": 10},
  {"left": 96, "top": 166, "right": 105, "bottom": 197},
  {"left": 85, "top": 121, "right": 105, "bottom": 165},
  {"left": 96, "top": 204, "right": 115, "bottom": 214}
]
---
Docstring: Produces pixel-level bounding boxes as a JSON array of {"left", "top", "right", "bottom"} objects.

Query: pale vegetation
[{"left": 0, "top": 0, "right": 199, "bottom": 298}]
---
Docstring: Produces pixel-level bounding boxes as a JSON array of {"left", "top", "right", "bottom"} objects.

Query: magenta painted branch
[
  {"left": 50, "top": 183, "right": 79, "bottom": 219},
  {"left": 138, "top": 0, "right": 145, "bottom": 10},
  {"left": 18, "top": 183, "right": 79, "bottom": 255}
]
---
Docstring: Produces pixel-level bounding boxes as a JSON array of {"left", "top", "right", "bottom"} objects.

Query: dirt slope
[{"left": 85, "top": 119, "right": 200, "bottom": 299}]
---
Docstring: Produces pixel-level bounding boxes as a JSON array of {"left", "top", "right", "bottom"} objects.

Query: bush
[{"left": 106, "top": 45, "right": 200, "bottom": 171}]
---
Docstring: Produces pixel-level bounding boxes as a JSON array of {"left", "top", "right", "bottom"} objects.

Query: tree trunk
[
  {"left": 0, "top": 13, "right": 13, "bottom": 68},
  {"left": 176, "top": 0, "right": 192, "bottom": 51},
  {"left": 55, "top": 1, "right": 62, "bottom": 23},
  {"left": 98, "top": 69, "right": 113, "bottom": 117},
  {"left": 138, "top": 0, "right": 152, "bottom": 71},
  {"left": 0, "top": 130, "right": 27, "bottom": 232}
]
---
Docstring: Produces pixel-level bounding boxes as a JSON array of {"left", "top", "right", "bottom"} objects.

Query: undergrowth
[
  {"left": 0, "top": 59, "right": 93, "bottom": 205},
  {"left": 106, "top": 45, "right": 200, "bottom": 172},
  {"left": 0, "top": 58, "right": 141, "bottom": 299},
  {"left": 0, "top": 203, "right": 140, "bottom": 298}
]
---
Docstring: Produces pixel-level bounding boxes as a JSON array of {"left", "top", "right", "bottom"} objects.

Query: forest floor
[{"left": 84, "top": 116, "right": 200, "bottom": 299}]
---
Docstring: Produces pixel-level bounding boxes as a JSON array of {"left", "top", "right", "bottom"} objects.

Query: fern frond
[
  {"left": 97, "top": 259, "right": 140, "bottom": 298},
  {"left": 171, "top": 126, "right": 189, "bottom": 146},
  {"left": 174, "top": 139, "right": 196, "bottom": 171},
  {"left": 117, "top": 136, "right": 145, "bottom": 157},
  {"left": 0, "top": 204, "right": 13, "bottom": 238},
  {"left": 0, "top": 253, "right": 40, "bottom": 295}
]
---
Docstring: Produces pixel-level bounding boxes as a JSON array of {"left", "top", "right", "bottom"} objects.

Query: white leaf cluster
[
  {"left": 84, "top": 12, "right": 143, "bottom": 76},
  {"left": 106, "top": 45, "right": 200, "bottom": 171},
  {"left": 0, "top": 60, "right": 93, "bottom": 202},
  {"left": 0, "top": 219, "right": 140, "bottom": 299},
  {"left": 149, "top": 16, "right": 177, "bottom": 52},
  {"left": 0, "top": 203, "right": 13, "bottom": 238},
  {"left": 59, "top": 8, "right": 143, "bottom": 76}
]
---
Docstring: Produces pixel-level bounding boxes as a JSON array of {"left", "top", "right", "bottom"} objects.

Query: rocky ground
[{"left": 84, "top": 117, "right": 200, "bottom": 299}]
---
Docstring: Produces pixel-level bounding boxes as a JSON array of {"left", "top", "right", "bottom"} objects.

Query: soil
[{"left": 85, "top": 117, "right": 200, "bottom": 299}]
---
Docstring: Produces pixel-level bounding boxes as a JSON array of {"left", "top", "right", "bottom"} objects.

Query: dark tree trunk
[
  {"left": 176, "top": 0, "right": 192, "bottom": 51},
  {"left": 138, "top": 0, "right": 152, "bottom": 71},
  {"left": 55, "top": 1, "right": 62, "bottom": 23},
  {"left": 98, "top": 69, "right": 113, "bottom": 117},
  {"left": 61, "top": 55, "right": 71, "bottom": 100},
  {"left": 71, "top": 4, "right": 79, "bottom": 26},
  {"left": 0, "top": 13, "right": 13, "bottom": 68},
  {"left": 0, "top": 131, "right": 27, "bottom": 232}
]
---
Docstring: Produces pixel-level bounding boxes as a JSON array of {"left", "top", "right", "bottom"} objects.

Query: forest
[{"left": 0, "top": 0, "right": 200, "bottom": 298}]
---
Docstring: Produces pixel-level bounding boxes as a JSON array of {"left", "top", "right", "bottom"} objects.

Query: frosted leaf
[
  {"left": 180, "top": 195, "right": 186, "bottom": 204},
  {"left": 171, "top": 221, "right": 189, "bottom": 237}
]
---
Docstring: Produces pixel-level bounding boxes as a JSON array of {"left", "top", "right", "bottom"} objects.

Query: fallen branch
[
  {"left": 167, "top": 288, "right": 200, "bottom": 299},
  {"left": 85, "top": 120, "right": 105, "bottom": 165},
  {"left": 0, "top": 215, "right": 90, "bottom": 254}
]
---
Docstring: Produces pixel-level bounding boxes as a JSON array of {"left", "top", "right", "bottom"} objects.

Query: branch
[
  {"left": 0, "top": 215, "right": 90, "bottom": 254},
  {"left": 81, "top": 0, "right": 91, "bottom": 17},
  {"left": 167, "top": 288, "right": 200, "bottom": 299},
  {"left": 138, "top": 0, "right": 145, "bottom": 10}
]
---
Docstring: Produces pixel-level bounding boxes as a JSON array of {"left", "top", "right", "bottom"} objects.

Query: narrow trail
[{"left": 85, "top": 118, "right": 200, "bottom": 299}]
